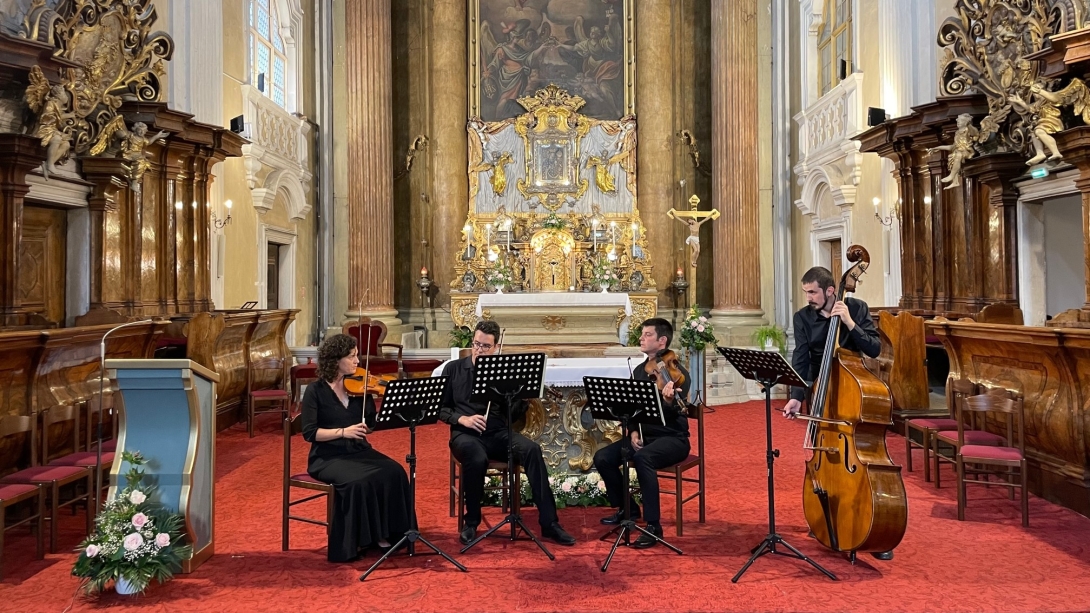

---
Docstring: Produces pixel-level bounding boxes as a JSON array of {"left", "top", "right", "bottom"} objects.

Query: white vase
[
  {"left": 600, "top": 284, "right": 609, "bottom": 293},
  {"left": 495, "top": 287, "right": 504, "bottom": 294},
  {"left": 115, "top": 576, "right": 139, "bottom": 595}
]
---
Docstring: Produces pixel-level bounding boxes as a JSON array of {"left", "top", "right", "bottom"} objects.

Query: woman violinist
[
  {"left": 301, "top": 333, "right": 413, "bottom": 563},
  {"left": 593, "top": 317, "right": 692, "bottom": 548}
]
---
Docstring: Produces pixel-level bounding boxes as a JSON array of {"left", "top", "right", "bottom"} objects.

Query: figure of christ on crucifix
[{"left": 668, "top": 196, "right": 720, "bottom": 268}]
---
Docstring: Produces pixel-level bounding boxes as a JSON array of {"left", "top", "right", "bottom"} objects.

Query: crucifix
[{"left": 668, "top": 194, "right": 720, "bottom": 307}]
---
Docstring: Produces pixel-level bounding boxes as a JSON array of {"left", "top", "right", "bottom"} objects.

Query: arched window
[
  {"left": 818, "top": 0, "right": 852, "bottom": 96},
  {"left": 250, "top": 0, "right": 288, "bottom": 108}
]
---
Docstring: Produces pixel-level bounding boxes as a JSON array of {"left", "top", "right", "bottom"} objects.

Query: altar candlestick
[
  {"left": 486, "top": 224, "right": 491, "bottom": 251},
  {"left": 591, "top": 218, "right": 598, "bottom": 250},
  {"left": 610, "top": 221, "right": 616, "bottom": 246},
  {"left": 464, "top": 224, "right": 473, "bottom": 258},
  {"left": 631, "top": 222, "right": 638, "bottom": 251}
]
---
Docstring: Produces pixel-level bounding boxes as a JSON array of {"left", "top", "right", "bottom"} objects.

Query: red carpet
[{"left": 3, "top": 401, "right": 1090, "bottom": 612}]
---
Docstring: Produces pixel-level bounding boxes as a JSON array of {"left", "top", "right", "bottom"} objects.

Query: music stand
[
  {"left": 716, "top": 346, "right": 837, "bottom": 583},
  {"left": 359, "top": 376, "right": 468, "bottom": 581},
  {"left": 459, "top": 352, "right": 553, "bottom": 560},
  {"left": 584, "top": 376, "right": 683, "bottom": 572}
]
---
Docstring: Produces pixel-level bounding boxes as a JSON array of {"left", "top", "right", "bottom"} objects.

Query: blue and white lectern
[{"left": 105, "top": 359, "right": 219, "bottom": 573}]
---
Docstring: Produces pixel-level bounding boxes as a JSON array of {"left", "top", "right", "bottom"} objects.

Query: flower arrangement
[
  {"left": 591, "top": 258, "right": 617, "bottom": 290},
  {"left": 678, "top": 305, "right": 716, "bottom": 352},
  {"left": 448, "top": 325, "right": 473, "bottom": 348},
  {"left": 486, "top": 258, "right": 514, "bottom": 291},
  {"left": 483, "top": 469, "right": 640, "bottom": 509},
  {"left": 72, "top": 451, "right": 191, "bottom": 595},
  {"left": 541, "top": 213, "right": 566, "bottom": 230}
]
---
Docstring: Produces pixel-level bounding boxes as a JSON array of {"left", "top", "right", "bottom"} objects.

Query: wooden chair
[
  {"left": 85, "top": 394, "right": 118, "bottom": 453},
  {"left": 933, "top": 383, "right": 1012, "bottom": 488},
  {"left": 956, "top": 392, "right": 1029, "bottom": 526},
  {"left": 655, "top": 401, "right": 706, "bottom": 536},
  {"left": 290, "top": 360, "right": 319, "bottom": 412},
  {"left": 449, "top": 456, "right": 520, "bottom": 531},
  {"left": 0, "top": 481, "right": 45, "bottom": 579},
  {"left": 343, "top": 318, "right": 404, "bottom": 377},
  {"left": 0, "top": 415, "right": 93, "bottom": 553},
  {"left": 904, "top": 377, "right": 971, "bottom": 483},
  {"left": 282, "top": 413, "right": 333, "bottom": 551},
  {"left": 976, "top": 303, "right": 1024, "bottom": 325},
  {"left": 877, "top": 311, "right": 930, "bottom": 414},
  {"left": 247, "top": 356, "right": 291, "bottom": 437},
  {"left": 42, "top": 405, "right": 114, "bottom": 510}
]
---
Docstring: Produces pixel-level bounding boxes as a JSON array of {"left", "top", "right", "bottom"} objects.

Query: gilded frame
[{"left": 468, "top": 0, "right": 634, "bottom": 122}]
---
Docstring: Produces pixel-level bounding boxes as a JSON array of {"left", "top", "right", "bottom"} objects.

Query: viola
[
  {"left": 343, "top": 369, "right": 396, "bottom": 396},
  {"left": 797, "top": 244, "right": 907, "bottom": 556},
  {"left": 644, "top": 349, "right": 688, "bottom": 408}
]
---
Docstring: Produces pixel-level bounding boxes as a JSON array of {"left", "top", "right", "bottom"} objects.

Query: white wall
[{"left": 1043, "top": 195, "right": 1085, "bottom": 318}]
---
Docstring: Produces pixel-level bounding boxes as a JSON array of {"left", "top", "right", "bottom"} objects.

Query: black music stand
[
  {"left": 459, "top": 352, "right": 554, "bottom": 560},
  {"left": 584, "top": 376, "right": 683, "bottom": 572},
  {"left": 360, "top": 376, "right": 468, "bottom": 581},
  {"left": 716, "top": 346, "right": 837, "bottom": 583}
]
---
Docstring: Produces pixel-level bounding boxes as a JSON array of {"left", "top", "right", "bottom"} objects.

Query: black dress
[{"left": 301, "top": 379, "right": 412, "bottom": 562}]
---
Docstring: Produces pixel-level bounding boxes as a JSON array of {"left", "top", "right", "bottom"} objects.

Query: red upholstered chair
[
  {"left": 933, "top": 384, "right": 1011, "bottom": 488},
  {"left": 282, "top": 413, "right": 333, "bottom": 551},
  {"left": 0, "top": 415, "right": 93, "bottom": 553},
  {"left": 656, "top": 401, "right": 706, "bottom": 536},
  {"left": 956, "top": 392, "right": 1028, "bottom": 526},
  {"left": 290, "top": 360, "right": 319, "bottom": 412},
  {"left": 42, "top": 405, "right": 113, "bottom": 511},
  {"left": 247, "top": 356, "right": 291, "bottom": 438},
  {"left": 0, "top": 481, "right": 45, "bottom": 579},
  {"left": 904, "top": 378, "right": 973, "bottom": 483},
  {"left": 343, "top": 319, "right": 403, "bottom": 377},
  {"left": 449, "top": 455, "right": 520, "bottom": 531}
]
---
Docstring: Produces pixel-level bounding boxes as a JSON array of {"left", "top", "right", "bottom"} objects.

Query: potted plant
[
  {"left": 591, "top": 258, "right": 617, "bottom": 292},
  {"left": 72, "top": 451, "right": 191, "bottom": 595},
  {"left": 448, "top": 325, "right": 473, "bottom": 349},
  {"left": 752, "top": 324, "right": 787, "bottom": 354},
  {"left": 486, "top": 259, "right": 513, "bottom": 293}
]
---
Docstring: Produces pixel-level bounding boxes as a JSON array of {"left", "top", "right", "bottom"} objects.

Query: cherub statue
[
  {"left": 586, "top": 150, "right": 617, "bottom": 193},
  {"left": 115, "top": 121, "right": 169, "bottom": 191},
  {"left": 24, "top": 67, "right": 75, "bottom": 179},
  {"left": 927, "top": 113, "right": 979, "bottom": 189},
  {"left": 488, "top": 151, "right": 512, "bottom": 195},
  {"left": 1009, "top": 79, "right": 1090, "bottom": 165}
]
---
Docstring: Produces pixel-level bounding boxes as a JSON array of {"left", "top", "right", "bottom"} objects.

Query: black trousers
[
  {"left": 450, "top": 429, "right": 558, "bottom": 529},
  {"left": 593, "top": 435, "right": 690, "bottom": 525}
]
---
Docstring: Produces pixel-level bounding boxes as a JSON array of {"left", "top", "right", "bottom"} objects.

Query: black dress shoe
[
  {"left": 600, "top": 505, "right": 641, "bottom": 525},
  {"left": 541, "top": 522, "right": 576, "bottom": 546},
  {"left": 633, "top": 523, "right": 663, "bottom": 549},
  {"left": 460, "top": 524, "right": 478, "bottom": 545},
  {"left": 871, "top": 550, "right": 894, "bottom": 561}
]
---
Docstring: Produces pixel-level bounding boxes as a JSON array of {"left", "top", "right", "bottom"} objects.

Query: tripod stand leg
[
  {"left": 460, "top": 517, "right": 511, "bottom": 553},
  {"left": 731, "top": 536, "right": 774, "bottom": 583},
  {"left": 360, "top": 533, "right": 411, "bottom": 581},
  {"left": 775, "top": 536, "right": 837, "bottom": 581},
  {"left": 601, "top": 525, "right": 630, "bottom": 572},
  {"left": 514, "top": 516, "right": 555, "bottom": 560},
  {"left": 630, "top": 523, "right": 684, "bottom": 555},
  {"left": 413, "top": 534, "right": 468, "bottom": 572}
]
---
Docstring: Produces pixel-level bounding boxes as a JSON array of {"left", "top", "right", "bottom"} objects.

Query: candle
[
  {"left": 486, "top": 224, "right": 491, "bottom": 251},
  {"left": 420, "top": 266, "right": 428, "bottom": 276},
  {"left": 610, "top": 221, "right": 616, "bottom": 245},
  {"left": 464, "top": 224, "right": 472, "bottom": 258},
  {"left": 677, "top": 266, "right": 684, "bottom": 277},
  {"left": 506, "top": 225, "right": 511, "bottom": 249},
  {"left": 591, "top": 218, "right": 598, "bottom": 250},
  {"left": 631, "top": 222, "right": 638, "bottom": 251}
]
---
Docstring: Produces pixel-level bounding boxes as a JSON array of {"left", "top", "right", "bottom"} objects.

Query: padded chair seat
[
  {"left": 936, "top": 430, "right": 1006, "bottom": 445},
  {"left": 49, "top": 451, "right": 115, "bottom": 468},
  {"left": 251, "top": 389, "right": 290, "bottom": 398},
  {"left": 291, "top": 363, "right": 318, "bottom": 378},
  {"left": 909, "top": 418, "right": 959, "bottom": 430},
  {"left": 0, "top": 483, "right": 38, "bottom": 500},
  {"left": 290, "top": 472, "right": 328, "bottom": 486},
  {"left": 662, "top": 454, "right": 700, "bottom": 470},
  {"left": 102, "top": 439, "right": 118, "bottom": 453},
  {"left": 363, "top": 359, "right": 399, "bottom": 375},
  {"left": 960, "top": 445, "right": 1023, "bottom": 462},
  {"left": 2, "top": 465, "right": 87, "bottom": 484}
]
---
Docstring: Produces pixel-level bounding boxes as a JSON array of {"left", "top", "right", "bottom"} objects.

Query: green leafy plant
[
  {"left": 448, "top": 325, "right": 473, "bottom": 348},
  {"left": 752, "top": 324, "right": 787, "bottom": 354},
  {"left": 678, "top": 305, "right": 716, "bottom": 351},
  {"left": 541, "top": 213, "right": 566, "bottom": 230},
  {"left": 627, "top": 323, "right": 642, "bottom": 347},
  {"left": 482, "top": 470, "right": 640, "bottom": 509},
  {"left": 72, "top": 450, "right": 191, "bottom": 595}
]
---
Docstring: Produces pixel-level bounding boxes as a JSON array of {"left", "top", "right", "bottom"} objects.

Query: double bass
[{"left": 799, "top": 245, "right": 907, "bottom": 556}]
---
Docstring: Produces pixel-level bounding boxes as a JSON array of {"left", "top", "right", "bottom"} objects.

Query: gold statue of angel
[
  {"left": 24, "top": 66, "right": 75, "bottom": 179},
  {"left": 1009, "top": 79, "right": 1090, "bottom": 165},
  {"left": 585, "top": 150, "right": 617, "bottom": 193},
  {"left": 113, "top": 121, "right": 169, "bottom": 191}
]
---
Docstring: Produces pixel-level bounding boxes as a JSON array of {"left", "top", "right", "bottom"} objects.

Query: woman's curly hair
[{"left": 317, "top": 334, "right": 357, "bottom": 382}]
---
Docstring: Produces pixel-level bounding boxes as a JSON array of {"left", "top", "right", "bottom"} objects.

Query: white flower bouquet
[{"left": 483, "top": 469, "right": 641, "bottom": 509}]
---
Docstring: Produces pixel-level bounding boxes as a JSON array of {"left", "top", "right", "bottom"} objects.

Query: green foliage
[
  {"left": 591, "top": 257, "right": 618, "bottom": 289},
  {"left": 482, "top": 470, "right": 640, "bottom": 509},
  {"left": 752, "top": 324, "right": 787, "bottom": 354},
  {"left": 678, "top": 305, "right": 716, "bottom": 352},
  {"left": 486, "top": 257, "right": 514, "bottom": 290},
  {"left": 627, "top": 323, "right": 642, "bottom": 347},
  {"left": 448, "top": 326, "right": 473, "bottom": 349},
  {"left": 541, "top": 213, "right": 566, "bottom": 230},
  {"left": 71, "top": 451, "right": 191, "bottom": 595}
]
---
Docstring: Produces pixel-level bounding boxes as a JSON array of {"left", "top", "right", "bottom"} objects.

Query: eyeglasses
[{"left": 472, "top": 341, "right": 495, "bottom": 351}]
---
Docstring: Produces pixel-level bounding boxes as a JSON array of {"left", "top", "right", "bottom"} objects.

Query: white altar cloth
[
  {"left": 475, "top": 291, "right": 631, "bottom": 316},
  {"left": 432, "top": 357, "right": 633, "bottom": 387}
]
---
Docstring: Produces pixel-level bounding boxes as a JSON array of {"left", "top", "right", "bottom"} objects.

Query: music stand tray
[
  {"left": 360, "top": 376, "right": 468, "bottom": 581},
  {"left": 583, "top": 376, "right": 683, "bottom": 572},
  {"left": 460, "top": 352, "right": 554, "bottom": 560},
  {"left": 715, "top": 346, "right": 837, "bottom": 583}
]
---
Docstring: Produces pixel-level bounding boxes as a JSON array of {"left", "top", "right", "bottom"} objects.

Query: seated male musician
[
  {"left": 782, "top": 266, "right": 891, "bottom": 559},
  {"left": 593, "top": 317, "right": 691, "bottom": 548},
  {"left": 438, "top": 320, "right": 577, "bottom": 547}
]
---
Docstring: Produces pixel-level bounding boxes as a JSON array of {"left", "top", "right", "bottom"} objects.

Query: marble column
[
  {"left": 635, "top": 0, "right": 677, "bottom": 306},
  {"left": 710, "top": 0, "right": 766, "bottom": 335},
  {"left": 430, "top": 0, "right": 468, "bottom": 314},
  {"left": 345, "top": 0, "right": 399, "bottom": 324}
]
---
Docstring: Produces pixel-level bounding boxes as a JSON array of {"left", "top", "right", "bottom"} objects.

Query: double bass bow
[{"left": 797, "top": 245, "right": 907, "bottom": 556}]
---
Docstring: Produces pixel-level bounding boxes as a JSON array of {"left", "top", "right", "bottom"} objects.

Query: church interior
[{"left": 1, "top": 0, "right": 1090, "bottom": 611}]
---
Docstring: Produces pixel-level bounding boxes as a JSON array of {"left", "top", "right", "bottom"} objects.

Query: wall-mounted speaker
[
  {"left": 867, "top": 107, "right": 887, "bottom": 127},
  {"left": 838, "top": 59, "right": 848, "bottom": 81},
  {"left": 229, "top": 115, "right": 245, "bottom": 134},
  {"left": 257, "top": 72, "right": 265, "bottom": 93}
]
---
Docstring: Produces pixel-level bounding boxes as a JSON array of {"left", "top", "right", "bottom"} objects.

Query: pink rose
[
  {"left": 155, "top": 533, "right": 171, "bottom": 548},
  {"left": 699, "top": 316, "right": 707, "bottom": 323},
  {"left": 85, "top": 544, "right": 100, "bottom": 557},
  {"left": 561, "top": 482, "right": 572, "bottom": 492},
  {"left": 131, "top": 512, "right": 148, "bottom": 529},
  {"left": 597, "top": 481, "right": 607, "bottom": 491},
  {"left": 697, "top": 325, "right": 705, "bottom": 332},
  {"left": 123, "top": 532, "right": 144, "bottom": 551},
  {"left": 129, "top": 490, "right": 146, "bottom": 505},
  {"left": 690, "top": 321, "right": 698, "bottom": 328}
]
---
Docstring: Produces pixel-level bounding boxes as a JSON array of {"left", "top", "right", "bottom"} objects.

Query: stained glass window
[
  {"left": 818, "top": 0, "right": 852, "bottom": 97},
  {"left": 250, "top": 0, "right": 289, "bottom": 109}
]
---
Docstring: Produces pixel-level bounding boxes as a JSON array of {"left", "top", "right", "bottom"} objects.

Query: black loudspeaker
[
  {"left": 867, "top": 107, "right": 887, "bottom": 127},
  {"left": 229, "top": 115, "right": 244, "bottom": 134},
  {"left": 838, "top": 59, "right": 848, "bottom": 81},
  {"left": 257, "top": 72, "right": 265, "bottom": 93}
]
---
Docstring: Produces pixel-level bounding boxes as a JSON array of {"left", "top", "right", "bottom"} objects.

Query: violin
[
  {"left": 644, "top": 349, "right": 688, "bottom": 408},
  {"left": 343, "top": 292, "right": 399, "bottom": 397}
]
